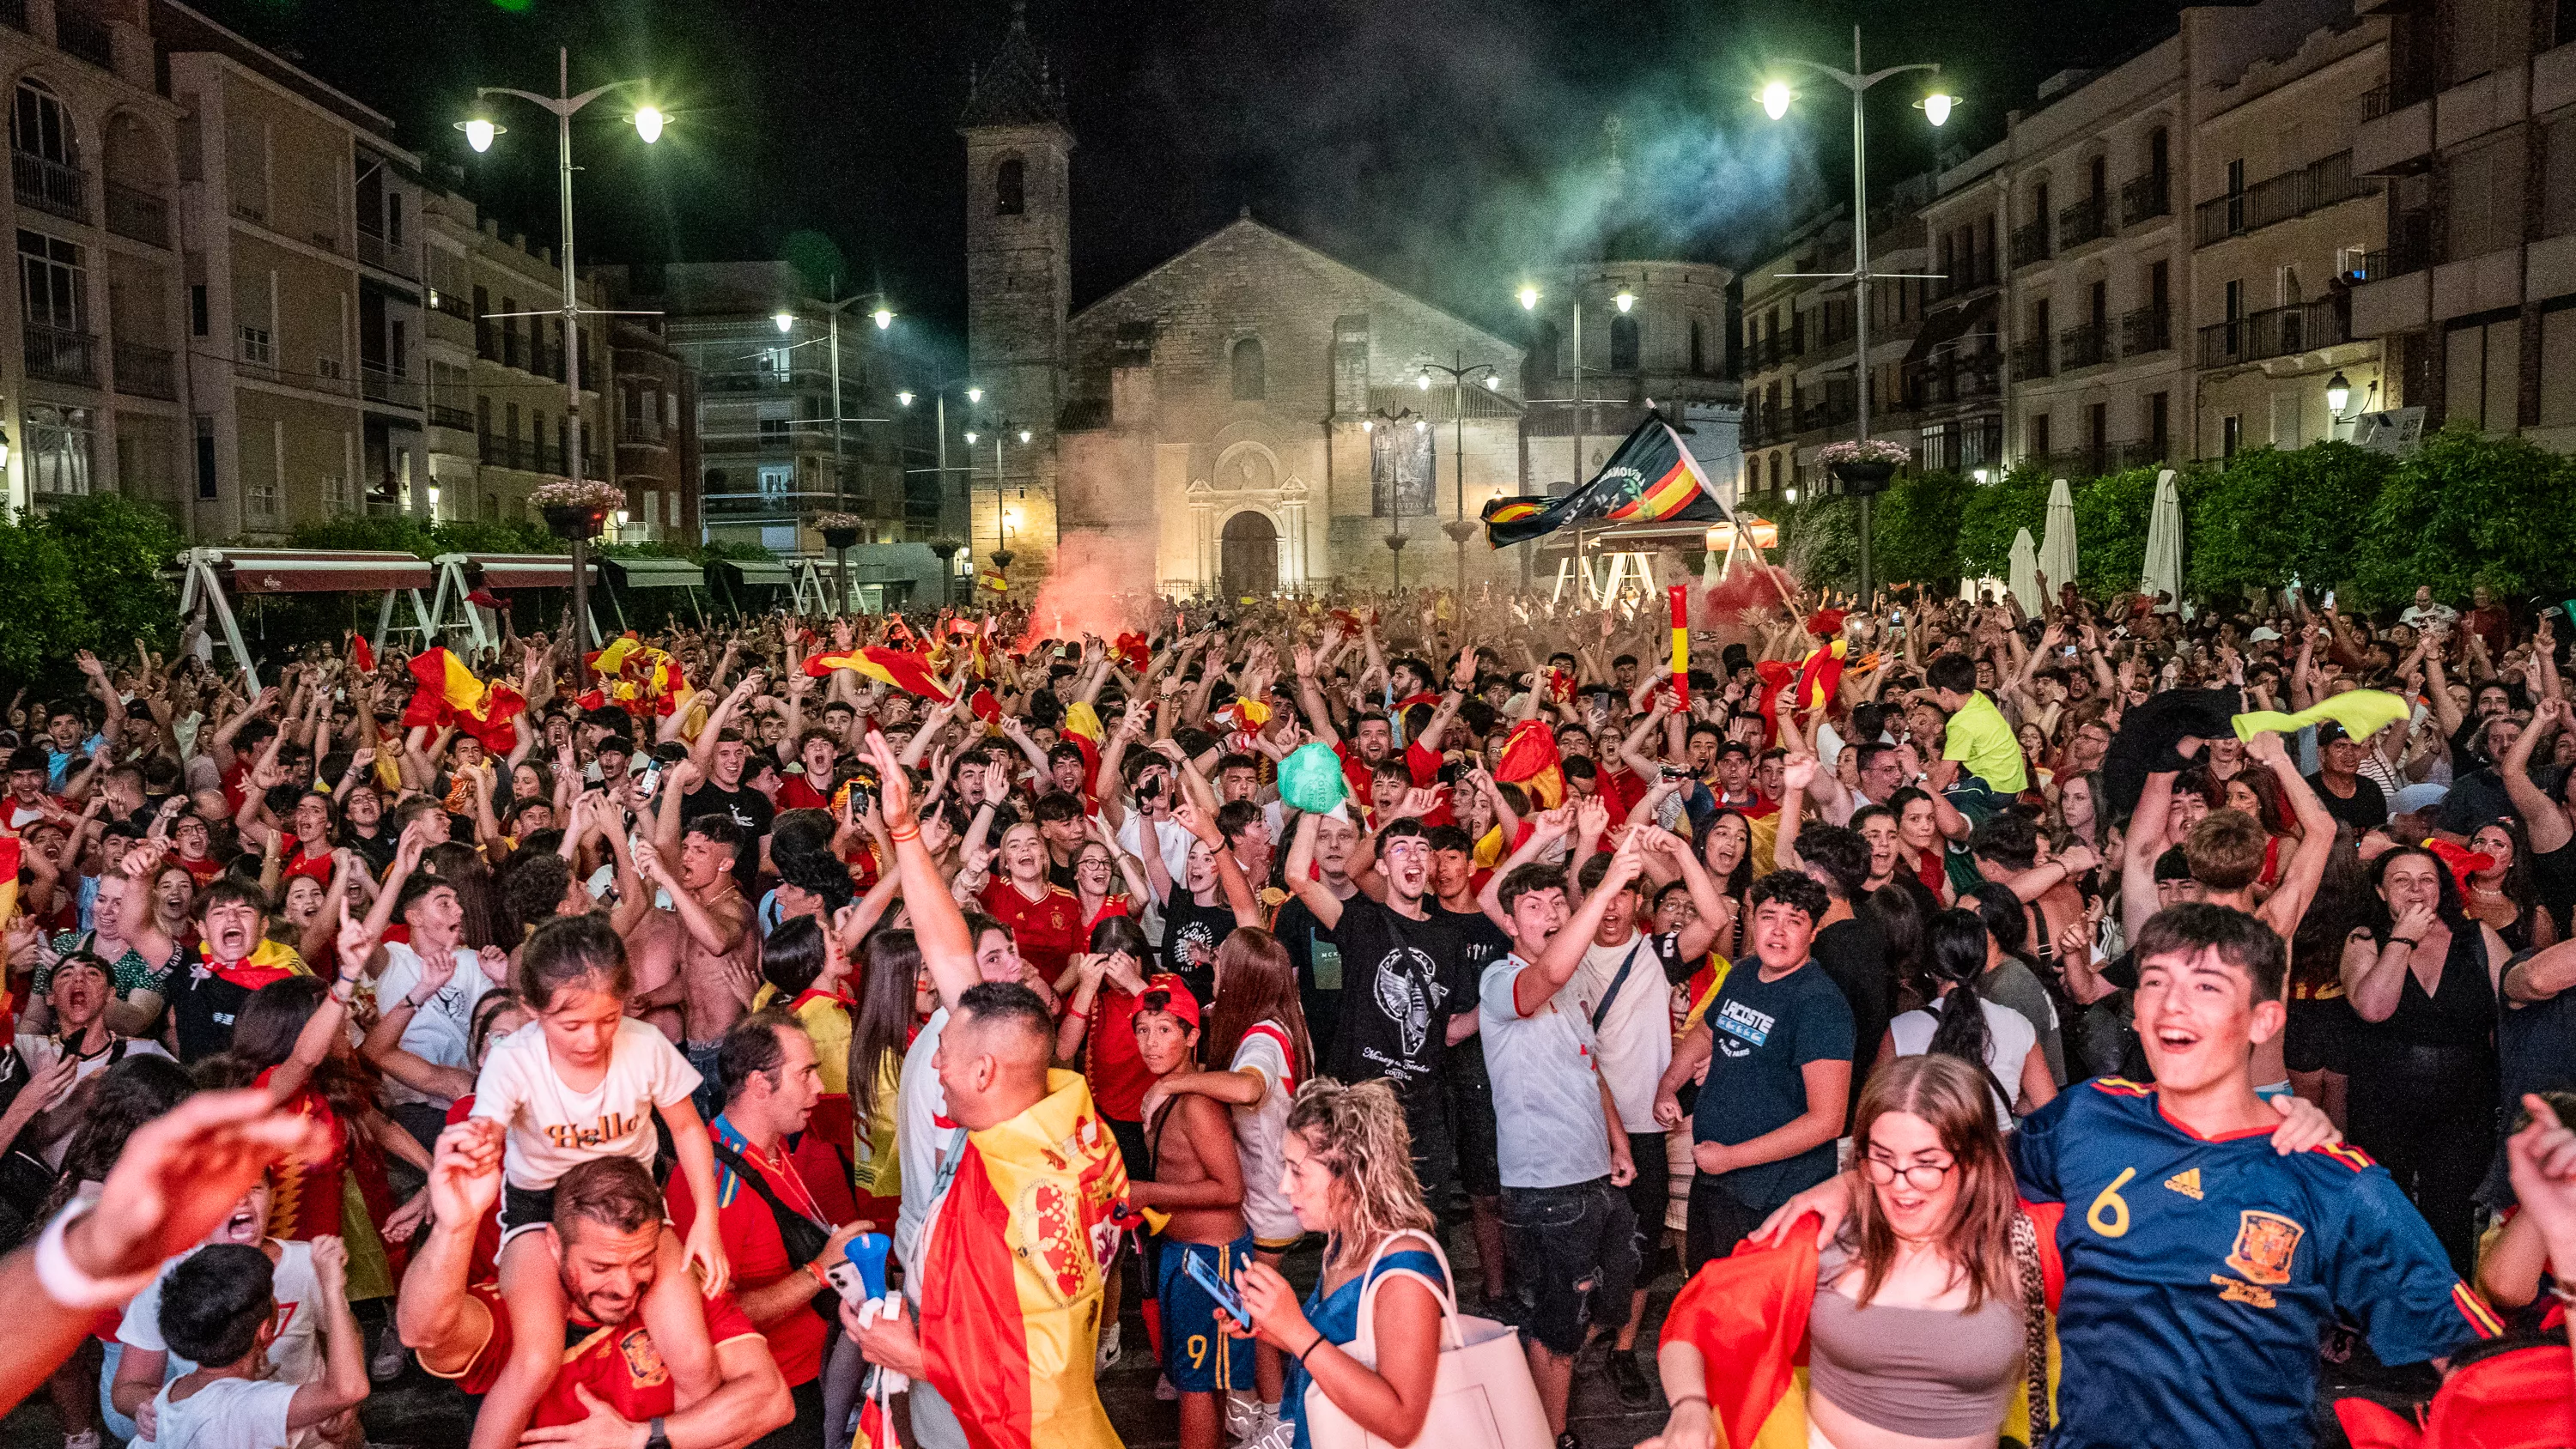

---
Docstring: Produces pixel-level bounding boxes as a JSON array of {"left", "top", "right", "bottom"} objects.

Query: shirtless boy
[{"left": 1128, "top": 983, "right": 1251, "bottom": 1449}]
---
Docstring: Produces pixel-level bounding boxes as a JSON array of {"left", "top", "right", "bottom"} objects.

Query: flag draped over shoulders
[{"left": 918, "top": 1069, "right": 1149, "bottom": 1449}]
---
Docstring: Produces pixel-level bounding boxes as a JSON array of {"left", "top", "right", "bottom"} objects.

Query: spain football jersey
[
  {"left": 2013, "top": 1079, "right": 2500, "bottom": 1449},
  {"left": 981, "top": 879, "right": 1084, "bottom": 985},
  {"left": 437, "top": 1281, "right": 761, "bottom": 1427}
]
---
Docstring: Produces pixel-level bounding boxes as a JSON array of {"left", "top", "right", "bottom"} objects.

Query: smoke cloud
[{"left": 1015, "top": 528, "right": 1161, "bottom": 647}]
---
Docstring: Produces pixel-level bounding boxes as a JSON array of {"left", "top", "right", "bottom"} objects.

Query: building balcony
[
  {"left": 25, "top": 324, "right": 97, "bottom": 386},
  {"left": 2195, "top": 150, "right": 2365, "bottom": 246},
  {"left": 13, "top": 150, "right": 85, "bottom": 221},
  {"left": 2058, "top": 195, "right": 2110, "bottom": 251},
  {"left": 479, "top": 435, "right": 532, "bottom": 471},
  {"left": 429, "top": 288, "right": 471, "bottom": 322},
  {"left": 103, "top": 181, "right": 167, "bottom": 247},
  {"left": 2009, "top": 218, "right": 2052, "bottom": 270},
  {"left": 1932, "top": 258, "right": 1999, "bottom": 300},
  {"left": 57, "top": 15, "right": 114, "bottom": 70},
  {"left": 360, "top": 364, "right": 422, "bottom": 409},
  {"left": 2119, "top": 173, "right": 2170, "bottom": 227},
  {"left": 112, "top": 339, "right": 173, "bottom": 399},
  {"left": 2196, "top": 299, "right": 2349, "bottom": 369},
  {"left": 2354, "top": 215, "right": 2433, "bottom": 284},
  {"left": 2034, "top": 439, "right": 2164, "bottom": 481},
  {"left": 2119, "top": 306, "right": 2172, "bottom": 356},
  {"left": 2012, "top": 339, "right": 2052, "bottom": 379},
  {"left": 428, "top": 403, "right": 475, "bottom": 432},
  {"left": 355, "top": 225, "right": 416, "bottom": 279},
  {"left": 620, "top": 415, "right": 665, "bottom": 446},
  {"left": 2058, "top": 320, "right": 2109, "bottom": 370},
  {"left": 2354, "top": 90, "right": 2431, "bottom": 175}
]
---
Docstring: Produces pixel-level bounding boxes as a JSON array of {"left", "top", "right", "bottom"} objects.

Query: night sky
[{"left": 194, "top": 0, "right": 2190, "bottom": 343}]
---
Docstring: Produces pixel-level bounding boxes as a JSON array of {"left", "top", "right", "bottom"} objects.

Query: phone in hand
[
  {"left": 635, "top": 760, "right": 664, "bottom": 803},
  {"left": 1183, "top": 1249, "right": 1255, "bottom": 1330}
]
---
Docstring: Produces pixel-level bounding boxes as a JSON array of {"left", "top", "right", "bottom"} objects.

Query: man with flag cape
[{"left": 1482, "top": 412, "right": 1735, "bottom": 548}]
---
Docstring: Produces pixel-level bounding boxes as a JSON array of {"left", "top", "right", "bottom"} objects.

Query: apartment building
[
  {"left": 608, "top": 315, "right": 696, "bottom": 544},
  {"left": 2348, "top": 0, "right": 2576, "bottom": 446},
  {"left": 1910, "top": 161, "right": 2008, "bottom": 476},
  {"left": 419, "top": 208, "right": 608, "bottom": 527}
]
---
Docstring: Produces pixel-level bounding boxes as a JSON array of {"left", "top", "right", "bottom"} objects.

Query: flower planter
[
  {"left": 542, "top": 504, "right": 605, "bottom": 542},
  {"left": 820, "top": 526, "right": 861, "bottom": 550},
  {"left": 1831, "top": 459, "right": 1898, "bottom": 497}
]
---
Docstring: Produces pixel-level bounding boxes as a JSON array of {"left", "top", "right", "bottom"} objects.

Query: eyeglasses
[{"left": 1859, "top": 1155, "right": 1956, "bottom": 1191}]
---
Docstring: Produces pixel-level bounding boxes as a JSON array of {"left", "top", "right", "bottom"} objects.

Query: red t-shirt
[
  {"left": 280, "top": 836, "right": 335, "bottom": 884},
  {"left": 254, "top": 1068, "right": 346, "bottom": 1241},
  {"left": 665, "top": 1121, "right": 843, "bottom": 1386},
  {"left": 979, "top": 879, "right": 1084, "bottom": 985},
  {"left": 1083, "top": 978, "right": 1179, "bottom": 1124},
  {"left": 442, "top": 1095, "right": 503, "bottom": 1284},
  {"left": 176, "top": 852, "right": 225, "bottom": 888},
  {"left": 439, "top": 1281, "right": 761, "bottom": 1423},
  {"left": 778, "top": 778, "right": 831, "bottom": 813},
  {"left": 1598, "top": 765, "right": 1648, "bottom": 815}
]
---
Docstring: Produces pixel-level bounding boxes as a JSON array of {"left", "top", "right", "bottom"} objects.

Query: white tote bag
[{"left": 1301, "top": 1231, "right": 1553, "bottom": 1449}]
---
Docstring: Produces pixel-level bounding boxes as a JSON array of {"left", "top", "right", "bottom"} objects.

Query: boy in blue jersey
[{"left": 1759, "top": 902, "right": 2499, "bottom": 1449}]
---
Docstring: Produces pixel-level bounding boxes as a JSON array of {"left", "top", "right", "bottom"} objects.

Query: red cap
[{"left": 1138, "top": 973, "right": 1200, "bottom": 1028}]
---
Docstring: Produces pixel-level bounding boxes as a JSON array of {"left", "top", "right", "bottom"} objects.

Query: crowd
[{"left": 0, "top": 569, "right": 2568, "bottom": 1449}]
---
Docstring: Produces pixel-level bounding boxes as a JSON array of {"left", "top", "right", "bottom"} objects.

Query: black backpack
[{"left": 708, "top": 1137, "right": 840, "bottom": 1319}]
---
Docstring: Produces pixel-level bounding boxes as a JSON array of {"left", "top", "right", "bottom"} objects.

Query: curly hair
[{"left": 1284, "top": 1077, "right": 1433, "bottom": 1269}]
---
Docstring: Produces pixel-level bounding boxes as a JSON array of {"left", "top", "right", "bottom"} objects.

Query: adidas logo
[{"left": 2164, "top": 1168, "right": 2203, "bottom": 1201}]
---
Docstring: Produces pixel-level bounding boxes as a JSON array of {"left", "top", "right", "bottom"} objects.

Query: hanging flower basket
[
  {"left": 529, "top": 479, "right": 624, "bottom": 542},
  {"left": 814, "top": 511, "right": 864, "bottom": 550},
  {"left": 1817, "top": 439, "right": 1909, "bottom": 498}
]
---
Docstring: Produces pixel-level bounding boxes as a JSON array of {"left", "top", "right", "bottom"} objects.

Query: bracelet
[
  {"left": 33, "top": 1197, "right": 156, "bottom": 1310},
  {"left": 888, "top": 824, "right": 921, "bottom": 845},
  {"left": 806, "top": 1260, "right": 831, "bottom": 1291},
  {"left": 2387, "top": 937, "right": 2420, "bottom": 951},
  {"left": 1668, "top": 1395, "right": 1710, "bottom": 1410},
  {"left": 1297, "top": 1332, "right": 1328, "bottom": 1367}
]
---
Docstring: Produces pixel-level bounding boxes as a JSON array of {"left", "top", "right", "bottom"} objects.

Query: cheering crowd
[{"left": 0, "top": 569, "right": 2571, "bottom": 1449}]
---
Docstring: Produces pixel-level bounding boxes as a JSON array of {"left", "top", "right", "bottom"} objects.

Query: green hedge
[
  {"left": 1813, "top": 425, "right": 2576, "bottom": 611},
  {"left": 0, "top": 495, "right": 185, "bottom": 684}
]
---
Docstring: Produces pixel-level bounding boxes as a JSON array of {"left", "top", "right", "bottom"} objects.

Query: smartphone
[
  {"left": 1182, "top": 1249, "right": 1255, "bottom": 1330},
  {"left": 635, "top": 760, "right": 664, "bottom": 802}
]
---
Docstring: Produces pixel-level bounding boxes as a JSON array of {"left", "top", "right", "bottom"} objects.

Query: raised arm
[
  {"left": 1281, "top": 809, "right": 1346, "bottom": 931},
  {"left": 867, "top": 735, "right": 978, "bottom": 1009},
  {"left": 2506, "top": 697, "right": 2573, "bottom": 855},
  {"left": 2247, "top": 730, "right": 2336, "bottom": 937}
]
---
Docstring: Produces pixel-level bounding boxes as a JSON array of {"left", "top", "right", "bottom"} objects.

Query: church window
[
  {"left": 995, "top": 158, "right": 1025, "bottom": 216},
  {"left": 1609, "top": 314, "right": 1641, "bottom": 371},
  {"left": 1230, "top": 336, "right": 1265, "bottom": 400}
]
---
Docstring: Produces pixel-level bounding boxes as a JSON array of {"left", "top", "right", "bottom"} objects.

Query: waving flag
[
  {"left": 402, "top": 648, "right": 526, "bottom": 753},
  {"left": 918, "top": 1070, "right": 1151, "bottom": 1449},
  {"left": 1494, "top": 718, "right": 1564, "bottom": 809},
  {"left": 805, "top": 646, "right": 956, "bottom": 703},
  {"left": 1483, "top": 413, "right": 1731, "bottom": 547},
  {"left": 348, "top": 634, "right": 376, "bottom": 673}
]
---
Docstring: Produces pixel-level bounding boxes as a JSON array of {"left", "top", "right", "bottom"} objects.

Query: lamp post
[
  {"left": 1759, "top": 28, "right": 1958, "bottom": 599},
  {"left": 460, "top": 47, "right": 660, "bottom": 679},
  {"left": 1515, "top": 283, "right": 1629, "bottom": 493},
  {"left": 776, "top": 286, "right": 896, "bottom": 610},
  {"left": 1415, "top": 353, "right": 1504, "bottom": 593},
  {"left": 896, "top": 380, "right": 982, "bottom": 597},
  {"left": 1365, "top": 408, "right": 1422, "bottom": 593}
]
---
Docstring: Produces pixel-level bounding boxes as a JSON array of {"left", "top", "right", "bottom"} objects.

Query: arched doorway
[{"left": 1219, "top": 510, "right": 1279, "bottom": 598}]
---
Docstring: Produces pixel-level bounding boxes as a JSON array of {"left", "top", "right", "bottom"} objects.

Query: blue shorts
[{"left": 1156, "top": 1235, "right": 1255, "bottom": 1395}]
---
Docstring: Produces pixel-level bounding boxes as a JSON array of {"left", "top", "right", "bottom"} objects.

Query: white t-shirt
[
  {"left": 1479, "top": 956, "right": 1612, "bottom": 1191},
  {"left": 372, "top": 942, "right": 494, "bottom": 1110},
  {"left": 893, "top": 1007, "right": 951, "bottom": 1308},
  {"left": 1228, "top": 1022, "right": 1299, "bottom": 1244},
  {"left": 1574, "top": 932, "right": 1687, "bottom": 1135},
  {"left": 1114, "top": 814, "right": 1196, "bottom": 889},
  {"left": 121, "top": 1240, "right": 321, "bottom": 1385},
  {"left": 1887, "top": 993, "right": 2040, "bottom": 1129},
  {"left": 151, "top": 1376, "right": 301, "bottom": 1449},
  {"left": 470, "top": 1017, "right": 701, "bottom": 1191},
  {"left": 15, "top": 1033, "right": 172, "bottom": 1167}
]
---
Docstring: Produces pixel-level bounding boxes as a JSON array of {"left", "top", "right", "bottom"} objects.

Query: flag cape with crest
[
  {"left": 401, "top": 648, "right": 526, "bottom": 753},
  {"left": 918, "top": 1069, "right": 1157, "bottom": 1449},
  {"left": 1482, "top": 413, "right": 1730, "bottom": 547}
]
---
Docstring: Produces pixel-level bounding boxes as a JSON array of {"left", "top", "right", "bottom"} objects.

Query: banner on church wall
[{"left": 1370, "top": 422, "right": 1436, "bottom": 518}]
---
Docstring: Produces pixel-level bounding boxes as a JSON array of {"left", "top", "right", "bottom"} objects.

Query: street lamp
[
  {"left": 459, "top": 46, "right": 660, "bottom": 678},
  {"left": 1417, "top": 352, "right": 1505, "bottom": 592},
  {"left": 896, "top": 378, "right": 983, "bottom": 603},
  {"left": 1759, "top": 27, "right": 1954, "bottom": 598},
  {"left": 1516, "top": 283, "right": 1595, "bottom": 510},
  {"left": 772, "top": 310, "right": 794, "bottom": 335},
  {"left": 984, "top": 421, "right": 1022, "bottom": 572},
  {"left": 2325, "top": 371, "right": 2351, "bottom": 415},
  {"left": 775, "top": 286, "right": 900, "bottom": 610},
  {"left": 1366, "top": 408, "right": 1419, "bottom": 592}
]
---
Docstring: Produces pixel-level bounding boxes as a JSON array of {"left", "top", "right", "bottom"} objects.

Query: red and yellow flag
[
  {"left": 1495, "top": 717, "right": 1564, "bottom": 809},
  {"left": 402, "top": 648, "right": 526, "bottom": 753},
  {"left": 803, "top": 646, "right": 956, "bottom": 703},
  {"left": 919, "top": 1070, "right": 1149, "bottom": 1449}
]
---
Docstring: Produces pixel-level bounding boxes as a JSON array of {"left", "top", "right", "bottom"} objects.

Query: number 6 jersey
[{"left": 2010, "top": 1078, "right": 2500, "bottom": 1449}]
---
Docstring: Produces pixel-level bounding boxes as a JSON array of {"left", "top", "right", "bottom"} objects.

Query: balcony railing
[
  {"left": 25, "top": 324, "right": 97, "bottom": 385},
  {"left": 13, "top": 149, "right": 86, "bottom": 220},
  {"left": 2012, "top": 338, "right": 2052, "bottom": 379},
  {"left": 355, "top": 226, "right": 416, "bottom": 278},
  {"left": 360, "top": 364, "right": 422, "bottom": 408},
  {"left": 2119, "top": 172, "right": 2169, "bottom": 227},
  {"left": 2058, "top": 194, "right": 2110, "bottom": 250},
  {"left": 57, "top": 15, "right": 113, "bottom": 70},
  {"left": 428, "top": 403, "right": 475, "bottom": 432},
  {"left": 112, "top": 339, "right": 173, "bottom": 399},
  {"left": 2009, "top": 217, "right": 2052, "bottom": 269},
  {"left": 429, "top": 288, "right": 471, "bottom": 321},
  {"left": 2058, "top": 320, "right": 2109, "bottom": 370},
  {"left": 620, "top": 415, "right": 665, "bottom": 446},
  {"left": 0, "top": 0, "right": 26, "bottom": 32},
  {"left": 2120, "top": 306, "right": 2171, "bottom": 355},
  {"left": 2196, "top": 299, "right": 2350, "bottom": 368},
  {"left": 2195, "top": 150, "right": 2365, "bottom": 246},
  {"left": 2033, "top": 440, "right": 2166, "bottom": 481},
  {"left": 479, "top": 435, "right": 532, "bottom": 471},
  {"left": 2354, "top": 213, "right": 2434, "bottom": 282},
  {"left": 1932, "top": 256, "right": 1999, "bottom": 300},
  {"left": 103, "top": 181, "right": 167, "bottom": 246}
]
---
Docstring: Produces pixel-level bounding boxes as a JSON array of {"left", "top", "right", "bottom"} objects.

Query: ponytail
[{"left": 1920, "top": 908, "right": 2009, "bottom": 1113}]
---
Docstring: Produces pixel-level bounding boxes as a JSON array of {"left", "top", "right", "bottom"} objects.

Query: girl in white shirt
[
  {"left": 465, "top": 914, "right": 727, "bottom": 1449},
  {"left": 1881, "top": 908, "right": 2057, "bottom": 1130}
]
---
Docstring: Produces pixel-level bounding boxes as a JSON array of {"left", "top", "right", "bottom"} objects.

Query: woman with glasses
[{"left": 1643, "top": 1053, "right": 2052, "bottom": 1449}]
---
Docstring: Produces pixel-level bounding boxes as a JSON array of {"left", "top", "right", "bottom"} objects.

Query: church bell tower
[{"left": 960, "top": 1, "right": 1072, "bottom": 584}]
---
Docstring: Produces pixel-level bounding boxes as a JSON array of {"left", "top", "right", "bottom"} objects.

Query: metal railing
[
  {"left": 620, "top": 415, "right": 665, "bottom": 445},
  {"left": 2196, "top": 299, "right": 2349, "bottom": 368},
  {"left": 2355, "top": 214, "right": 2434, "bottom": 282},
  {"left": 25, "top": 324, "right": 97, "bottom": 385},
  {"left": 2119, "top": 172, "right": 2169, "bottom": 227},
  {"left": 428, "top": 403, "right": 475, "bottom": 432},
  {"left": 2058, "top": 194, "right": 2110, "bottom": 250},
  {"left": 57, "top": 15, "right": 113, "bottom": 69},
  {"left": 2009, "top": 217, "right": 2052, "bottom": 269},
  {"left": 104, "top": 181, "right": 167, "bottom": 246},
  {"left": 360, "top": 364, "right": 422, "bottom": 408},
  {"left": 112, "top": 338, "right": 173, "bottom": 399},
  {"left": 2012, "top": 338, "right": 2052, "bottom": 379},
  {"left": 13, "top": 150, "right": 85, "bottom": 220},
  {"left": 2120, "top": 306, "right": 2171, "bottom": 355},
  {"left": 2195, "top": 150, "right": 2364, "bottom": 246},
  {"left": 355, "top": 226, "right": 416, "bottom": 278},
  {"left": 430, "top": 289, "right": 471, "bottom": 321},
  {"left": 479, "top": 435, "right": 532, "bottom": 471},
  {"left": 1932, "top": 257, "right": 1999, "bottom": 300},
  {"left": 2058, "top": 320, "right": 2109, "bottom": 369},
  {"left": 0, "top": 0, "right": 27, "bottom": 32}
]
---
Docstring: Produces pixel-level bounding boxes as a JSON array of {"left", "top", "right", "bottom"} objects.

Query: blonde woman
[{"left": 1225, "top": 1078, "right": 1449, "bottom": 1449}]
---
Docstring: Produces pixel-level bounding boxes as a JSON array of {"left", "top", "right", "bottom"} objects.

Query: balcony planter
[
  {"left": 530, "top": 479, "right": 624, "bottom": 542},
  {"left": 1816, "top": 439, "right": 1909, "bottom": 498}
]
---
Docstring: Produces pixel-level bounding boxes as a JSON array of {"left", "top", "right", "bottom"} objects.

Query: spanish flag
[
  {"left": 803, "top": 646, "right": 955, "bottom": 704},
  {"left": 1662, "top": 1210, "right": 2063, "bottom": 1449},
  {"left": 1482, "top": 414, "right": 1731, "bottom": 547},
  {"left": 981, "top": 570, "right": 1011, "bottom": 594},
  {"left": 918, "top": 1070, "right": 1152, "bottom": 1449},
  {"left": 1494, "top": 717, "right": 1564, "bottom": 809},
  {"left": 402, "top": 648, "right": 526, "bottom": 753}
]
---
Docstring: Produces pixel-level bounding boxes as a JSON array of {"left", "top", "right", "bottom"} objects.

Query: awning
[
  {"left": 185, "top": 549, "right": 435, "bottom": 594},
  {"left": 602, "top": 556, "right": 705, "bottom": 591},
  {"left": 1902, "top": 293, "right": 1998, "bottom": 366},
  {"left": 456, "top": 554, "right": 598, "bottom": 589},
  {"left": 712, "top": 558, "right": 793, "bottom": 589}
]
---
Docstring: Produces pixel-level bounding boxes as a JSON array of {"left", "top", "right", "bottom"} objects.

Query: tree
[
  {"left": 0, "top": 515, "right": 90, "bottom": 681},
  {"left": 2185, "top": 443, "right": 2388, "bottom": 603},
  {"left": 2352, "top": 427, "right": 2576, "bottom": 606},
  {"left": 1868, "top": 470, "right": 1974, "bottom": 594},
  {"left": 1954, "top": 466, "right": 2049, "bottom": 580},
  {"left": 41, "top": 494, "right": 185, "bottom": 659}
]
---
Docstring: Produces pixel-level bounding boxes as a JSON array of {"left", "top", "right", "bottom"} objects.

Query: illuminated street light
[
  {"left": 773, "top": 310, "right": 794, "bottom": 334},
  {"left": 1614, "top": 290, "right": 1636, "bottom": 313},
  {"left": 872, "top": 306, "right": 894, "bottom": 330},
  {"left": 458, "top": 117, "right": 501, "bottom": 152},
  {"left": 963, "top": 430, "right": 978, "bottom": 445},
  {"left": 1759, "top": 80, "right": 1795, "bottom": 119},
  {"left": 2326, "top": 371, "right": 2352, "bottom": 415},
  {"left": 1915, "top": 92, "right": 1959, "bottom": 127},
  {"left": 896, "top": 391, "right": 914, "bottom": 407},
  {"left": 966, "top": 387, "right": 983, "bottom": 404},
  {"left": 1517, "top": 285, "right": 1540, "bottom": 312},
  {"left": 630, "top": 106, "right": 665, "bottom": 142},
  {"left": 1018, "top": 428, "right": 1032, "bottom": 445}
]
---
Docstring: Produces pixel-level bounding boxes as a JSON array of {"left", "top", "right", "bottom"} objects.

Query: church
[{"left": 958, "top": 6, "right": 1741, "bottom": 598}]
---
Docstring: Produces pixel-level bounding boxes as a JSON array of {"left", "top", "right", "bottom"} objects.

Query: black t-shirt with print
[
  {"left": 1433, "top": 905, "right": 1515, "bottom": 1094},
  {"left": 1161, "top": 882, "right": 1238, "bottom": 1008},
  {"left": 1326, "top": 895, "right": 1463, "bottom": 1101},
  {"left": 1273, "top": 894, "right": 1343, "bottom": 1061}
]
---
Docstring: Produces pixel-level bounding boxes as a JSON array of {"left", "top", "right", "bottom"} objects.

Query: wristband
[
  {"left": 1668, "top": 1395, "right": 1710, "bottom": 1410},
  {"left": 1297, "top": 1332, "right": 1328, "bottom": 1367},
  {"left": 888, "top": 823, "right": 921, "bottom": 845},
  {"left": 33, "top": 1197, "right": 156, "bottom": 1310},
  {"left": 2387, "top": 937, "right": 2419, "bottom": 952},
  {"left": 807, "top": 1260, "right": 830, "bottom": 1291}
]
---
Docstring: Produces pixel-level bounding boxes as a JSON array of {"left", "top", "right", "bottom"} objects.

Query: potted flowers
[
  {"left": 813, "top": 511, "right": 865, "bottom": 551},
  {"left": 1816, "top": 438, "right": 1909, "bottom": 496},
  {"left": 528, "top": 478, "right": 625, "bottom": 542}
]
